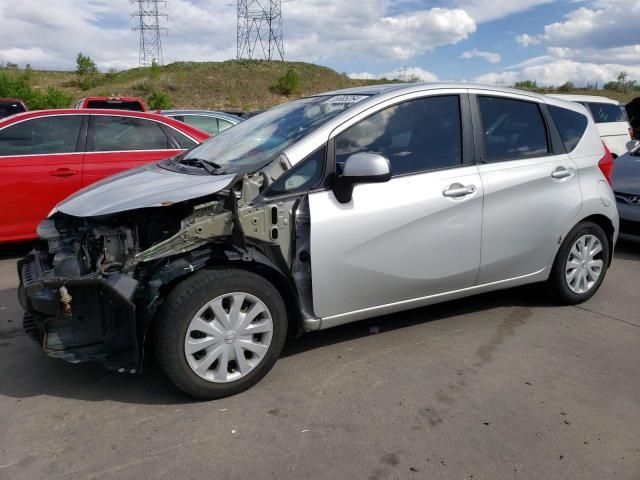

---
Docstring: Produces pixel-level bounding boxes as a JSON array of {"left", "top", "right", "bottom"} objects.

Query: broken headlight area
[{"left": 18, "top": 206, "right": 190, "bottom": 372}]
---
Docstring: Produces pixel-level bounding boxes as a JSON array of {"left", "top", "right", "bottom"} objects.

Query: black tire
[
  {"left": 155, "top": 268, "right": 288, "bottom": 400},
  {"left": 547, "top": 221, "right": 610, "bottom": 304}
]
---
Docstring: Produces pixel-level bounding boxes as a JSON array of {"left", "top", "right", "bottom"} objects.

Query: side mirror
[
  {"left": 333, "top": 152, "right": 391, "bottom": 203},
  {"left": 626, "top": 140, "right": 640, "bottom": 152}
]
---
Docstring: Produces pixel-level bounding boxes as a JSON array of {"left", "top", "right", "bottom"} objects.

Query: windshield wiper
[{"left": 182, "top": 157, "right": 223, "bottom": 174}]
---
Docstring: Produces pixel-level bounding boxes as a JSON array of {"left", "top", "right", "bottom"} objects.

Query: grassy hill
[
  {"left": 13, "top": 59, "right": 640, "bottom": 110},
  {"left": 25, "top": 60, "right": 390, "bottom": 111}
]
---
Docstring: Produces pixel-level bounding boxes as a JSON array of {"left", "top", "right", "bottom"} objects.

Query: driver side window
[
  {"left": 266, "top": 146, "right": 326, "bottom": 196},
  {"left": 335, "top": 95, "right": 462, "bottom": 176}
]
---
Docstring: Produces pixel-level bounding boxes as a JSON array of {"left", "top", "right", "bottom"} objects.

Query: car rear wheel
[
  {"left": 548, "top": 221, "right": 610, "bottom": 304},
  {"left": 155, "top": 268, "right": 288, "bottom": 399}
]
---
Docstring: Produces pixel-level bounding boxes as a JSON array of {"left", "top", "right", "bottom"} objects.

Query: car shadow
[
  {"left": 0, "top": 241, "right": 33, "bottom": 260},
  {"left": 614, "top": 239, "right": 640, "bottom": 261},
  {"left": 0, "top": 282, "right": 550, "bottom": 405}
]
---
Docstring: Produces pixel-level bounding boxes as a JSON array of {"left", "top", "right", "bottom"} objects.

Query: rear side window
[
  {"left": 548, "top": 105, "right": 588, "bottom": 152},
  {"left": 336, "top": 95, "right": 462, "bottom": 176},
  {"left": 478, "top": 96, "right": 549, "bottom": 162},
  {"left": 86, "top": 100, "right": 145, "bottom": 112},
  {"left": 0, "top": 116, "right": 82, "bottom": 156},
  {"left": 169, "top": 129, "right": 198, "bottom": 149},
  {"left": 91, "top": 116, "right": 169, "bottom": 151},
  {"left": 181, "top": 115, "right": 220, "bottom": 136},
  {"left": 218, "top": 119, "right": 234, "bottom": 132},
  {"left": 586, "top": 102, "right": 626, "bottom": 123}
]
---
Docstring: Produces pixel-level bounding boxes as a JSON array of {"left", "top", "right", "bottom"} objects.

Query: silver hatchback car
[{"left": 19, "top": 84, "right": 618, "bottom": 399}]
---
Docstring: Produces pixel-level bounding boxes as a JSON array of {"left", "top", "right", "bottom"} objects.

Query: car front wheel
[
  {"left": 548, "top": 221, "right": 610, "bottom": 304},
  {"left": 155, "top": 268, "right": 288, "bottom": 399}
]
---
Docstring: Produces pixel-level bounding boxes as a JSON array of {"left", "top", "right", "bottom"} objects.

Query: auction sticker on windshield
[{"left": 323, "top": 95, "right": 369, "bottom": 104}]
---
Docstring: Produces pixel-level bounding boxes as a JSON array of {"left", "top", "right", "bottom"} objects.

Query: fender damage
[{"left": 18, "top": 163, "right": 318, "bottom": 373}]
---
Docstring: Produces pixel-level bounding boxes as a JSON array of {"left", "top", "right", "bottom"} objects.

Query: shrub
[
  {"left": 148, "top": 90, "right": 174, "bottom": 110},
  {"left": 272, "top": 68, "right": 301, "bottom": 96}
]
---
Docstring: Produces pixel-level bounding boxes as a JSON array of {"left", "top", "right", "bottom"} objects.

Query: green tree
[
  {"left": 147, "top": 90, "right": 174, "bottom": 110},
  {"left": 272, "top": 68, "right": 301, "bottom": 96},
  {"left": 557, "top": 81, "right": 575, "bottom": 92},
  {"left": 75, "top": 52, "right": 99, "bottom": 90},
  {"left": 514, "top": 80, "right": 538, "bottom": 90}
]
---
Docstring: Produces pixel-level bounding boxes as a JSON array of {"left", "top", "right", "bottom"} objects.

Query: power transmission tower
[
  {"left": 237, "top": 0, "right": 284, "bottom": 61},
  {"left": 131, "top": 0, "right": 168, "bottom": 66}
]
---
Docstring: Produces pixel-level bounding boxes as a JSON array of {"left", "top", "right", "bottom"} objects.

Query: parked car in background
[
  {"left": 612, "top": 140, "right": 640, "bottom": 241},
  {"left": 18, "top": 84, "right": 618, "bottom": 399},
  {"left": 549, "top": 94, "right": 633, "bottom": 157},
  {"left": 0, "top": 98, "right": 28, "bottom": 119},
  {"left": 160, "top": 110, "right": 242, "bottom": 137},
  {"left": 241, "top": 110, "right": 264, "bottom": 119},
  {"left": 0, "top": 109, "right": 209, "bottom": 242},
  {"left": 75, "top": 96, "right": 147, "bottom": 112}
]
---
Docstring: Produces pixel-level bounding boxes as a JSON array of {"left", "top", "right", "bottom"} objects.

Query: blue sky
[{"left": 1, "top": 0, "right": 639, "bottom": 86}]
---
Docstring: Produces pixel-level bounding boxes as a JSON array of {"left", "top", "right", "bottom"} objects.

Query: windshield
[{"left": 181, "top": 94, "right": 369, "bottom": 172}]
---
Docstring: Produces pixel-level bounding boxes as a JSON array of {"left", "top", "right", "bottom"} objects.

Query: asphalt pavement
[{"left": 0, "top": 241, "right": 638, "bottom": 479}]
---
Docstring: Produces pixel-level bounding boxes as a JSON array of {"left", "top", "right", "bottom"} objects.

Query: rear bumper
[{"left": 19, "top": 250, "right": 142, "bottom": 372}]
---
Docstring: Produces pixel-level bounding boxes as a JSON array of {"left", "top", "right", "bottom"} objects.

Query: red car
[
  {"left": 74, "top": 96, "right": 147, "bottom": 112},
  {"left": 0, "top": 109, "right": 210, "bottom": 243}
]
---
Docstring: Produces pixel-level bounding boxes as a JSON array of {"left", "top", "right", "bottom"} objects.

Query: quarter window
[
  {"left": 586, "top": 102, "right": 627, "bottom": 124},
  {"left": 267, "top": 147, "right": 325, "bottom": 195},
  {"left": 0, "top": 116, "right": 82, "bottom": 156},
  {"left": 91, "top": 116, "right": 169, "bottom": 151},
  {"left": 335, "top": 95, "right": 462, "bottom": 176},
  {"left": 548, "top": 105, "right": 588, "bottom": 152},
  {"left": 478, "top": 96, "right": 549, "bottom": 162}
]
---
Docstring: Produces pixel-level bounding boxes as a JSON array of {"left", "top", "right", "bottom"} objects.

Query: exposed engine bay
[{"left": 19, "top": 172, "right": 316, "bottom": 372}]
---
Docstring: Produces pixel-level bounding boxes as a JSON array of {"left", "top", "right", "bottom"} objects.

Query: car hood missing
[{"left": 57, "top": 162, "right": 237, "bottom": 217}]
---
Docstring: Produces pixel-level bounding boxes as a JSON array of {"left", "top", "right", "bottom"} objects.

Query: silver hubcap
[
  {"left": 184, "top": 292, "right": 273, "bottom": 383},
  {"left": 565, "top": 234, "right": 604, "bottom": 294}
]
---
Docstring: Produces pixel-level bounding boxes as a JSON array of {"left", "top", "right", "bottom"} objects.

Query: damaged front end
[{"left": 19, "top": 165, "right": 316, "bottom": 373}]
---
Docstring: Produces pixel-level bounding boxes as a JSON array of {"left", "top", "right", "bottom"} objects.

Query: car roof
[
  {"left": 318, "top": 82, "right": 552, "bottom": 101},
  {"left": 160, "top": 110, "right": 243, "bottom": 123},
  {"left": 547, "top": 94, "right": 621, "bottom": 105},
  {"left": 0, "top": 109, "right": 210, "bottom": 140},
  {"left": 79, "top": 96, "right": 144, "bottom": 101}
]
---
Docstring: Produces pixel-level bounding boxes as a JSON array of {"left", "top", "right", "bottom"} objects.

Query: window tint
[
  {"left": 268, "top": 146, "right": 325, "bottom": 195},
  {"left": 587, "top": 102, "right": 626, "bottom": 123},
  {"left": 86, "top": 100, "right": 145, "bottom": 112},
  {"left": 0, "top": 115, "right": 82, "bottom": 156},
  {"left": 92, "top": 116, "right": 169, "bottom": 151},
  {"left": 169, "top": 129, "right": 197, "bottom": 149},
  {"left": 548, "top": 105, "right": 588, "bottom": 152},
  {"left": 335, "top": 96, "right": 462, "bottom": 175},
  {"left": 0, "top": 101, "right": 26, "bottom": 119},
  {"left": 181, "top": 115, "right": 220, "bottom": 136},
  {"left": 478, "top": 96, "right": 549, "bottom": 161}
]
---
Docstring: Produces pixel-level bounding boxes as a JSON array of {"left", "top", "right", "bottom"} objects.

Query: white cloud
[
  {"left": 454, "top": 0, "right": 553, "bottom": 23},
  {"left": 475, "top": 59, "right": 640, "bottom": 86},
  {"left": 0, "top": 0, "right": 476, "bottom": 70},
  {"left": 349, "top": 67, "right": 438, "bottom": 82},
  {"left": 543, "top": 0, "right": 640, "bottom": 48},
  {"left": 460, "top": 48, "right": 501, "bottom": 63},
  {"left": 515, "top": 33, "right": 542, "bottom": 47}
]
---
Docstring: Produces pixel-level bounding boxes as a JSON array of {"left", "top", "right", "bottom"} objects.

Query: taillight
[
  {"left": 598, "top": 143, "right": 614, "bottom": 186},
  {"left": 629, "top": 127, "right": 635, "bottom": 140}
]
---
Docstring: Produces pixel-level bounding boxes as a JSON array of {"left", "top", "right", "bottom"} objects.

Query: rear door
[
  {"left": 309, "top": 92, "right": 483, "bottom": 324},
  {"left": 82, "top": 115, "right": 184, "bottom": 186},
  {"left": 472, "top": 92, "right": 582, "bottom": 284},
  {"left": 0, "top": 114, "right": 85, "bottom": 241}
]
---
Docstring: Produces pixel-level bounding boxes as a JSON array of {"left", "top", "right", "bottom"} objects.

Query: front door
[
  {"left": 309, "top": 93, "right": 483, "bottom": 323},
  {"left": 0, "top": 115, "right": 84, "bottom": 241}
]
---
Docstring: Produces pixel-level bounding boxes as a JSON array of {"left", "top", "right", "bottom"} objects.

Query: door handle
[
  {"left": 551, "top": 166, "right": 574, "bottom": 180},
  {"left": 443, "top": 183, "right": 476, "bottom": 198},
  {"left": 49, "top": 168, "right": 77, "bottom": 177}
]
